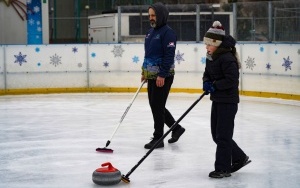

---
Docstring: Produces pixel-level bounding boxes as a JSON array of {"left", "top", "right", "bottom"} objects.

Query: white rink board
[{"left": 0, "top": 43, "right": 299, "bottom": 94}]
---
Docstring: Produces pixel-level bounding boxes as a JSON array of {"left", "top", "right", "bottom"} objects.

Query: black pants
[
  {"left": 147, "top": 76, "right": 181, "bottom": 139},
  {"left": 211, "top": 101, "right": 246, "bottom": 171}
]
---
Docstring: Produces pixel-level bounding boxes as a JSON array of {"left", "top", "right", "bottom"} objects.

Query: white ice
[{"left": 0, "top": 93, "right": 300, "bottom": 188}]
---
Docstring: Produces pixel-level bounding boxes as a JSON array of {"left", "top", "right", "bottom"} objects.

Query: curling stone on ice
[{"left": 92, "top": 162, "right": 121, "bottom": 185}]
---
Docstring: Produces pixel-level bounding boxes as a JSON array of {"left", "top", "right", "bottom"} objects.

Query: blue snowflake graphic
[
  {"left": 266, "top": 62, "right": 271, "bottom": 70},
  {"left": 245, "top": 56, "right": 256, "bottom": 70},
  {"left": 132, "top": 56, "right": 139, "bottom": 63},
  {"left": 103, "top": 61, "right": 109, "bottom": 68},
  {"left": 91, "top": 52, "right": 96, "bottom": 58},
  {"left": 111, "top": 45, "right": 124, "bottom": 57},
  {"left": 201, "top": 57, "right": 206, "bottom": 64},
  {"left": 260, "top": 46, "right": 264, "bottom": 52},
  {"left": 72, "top": 47, "right": 78, "bottom": 53},
  {"left": 50, "top": 54, "right": 62, "bottom": 67},
  {"left": 175, "top": 50, "right": 184, "bottom": 64},
  {"left": 35, "top": 47, "right": 40, "bottom": 52},
  {"left": 282, "top": 56, "right": 292, "bottom": 71},
  {"left": 14, "top": 52, "right": 27, "bottom": 66}
]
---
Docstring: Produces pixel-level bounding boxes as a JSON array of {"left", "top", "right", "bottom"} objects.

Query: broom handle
[
  {"left": 124, "top": 92, "right": 206, "bottom": 178},
  {"left": 106, "top": 80, "right": 146, "bottom": 145}
]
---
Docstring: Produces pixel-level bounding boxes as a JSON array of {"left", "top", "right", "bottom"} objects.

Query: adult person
[
  {"left": 202, "top": 21, "right": 251, "bottom": 178},
  {"left": 141, "top": 2, "right": 185, "bottom": 149}
]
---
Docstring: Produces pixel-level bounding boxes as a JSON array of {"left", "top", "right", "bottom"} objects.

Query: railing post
[
  {"left": 118, "top": 6, "right": 121, "bottom": 43},
  {"left": 268, "top": 1, "right": 272, "bottom": 42},
  {"left": 233, "top": 3, "right": 237, "bottom": 39},
  {"left": 196, "top": 4, "right": 200, "bottom": 43}
]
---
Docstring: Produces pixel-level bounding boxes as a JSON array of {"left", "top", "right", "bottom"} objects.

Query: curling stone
[{"left": 92, "top": 162, "right": 121, "bottom": 186}]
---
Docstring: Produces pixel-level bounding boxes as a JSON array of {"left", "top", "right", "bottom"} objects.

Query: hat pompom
[{"left": 212, "top": 21, "right": 222, "bottom": 28}]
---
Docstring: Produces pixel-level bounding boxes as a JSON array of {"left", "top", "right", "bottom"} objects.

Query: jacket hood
[
  {"left": 215, "top": 35, "right": 241, "bottom": 69},
  {"left": 149, "top": 2, "right": 169, "bottom": 28},
  {"left": 219, "top": 35, "right": 236, "bottom": 48}
]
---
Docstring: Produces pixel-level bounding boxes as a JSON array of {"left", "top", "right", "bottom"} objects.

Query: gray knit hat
[{"left": 203, "top": 21, "right": 225, "bottom": 47}]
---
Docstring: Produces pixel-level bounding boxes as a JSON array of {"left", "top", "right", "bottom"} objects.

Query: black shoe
[
  {"left": 144, "top": 138, "right": 164, "bottom": 149},
  {"left": 168, "top": 127, "right": 185, "bottom": 143},
  {"left": 231, "top": 156, "right": 251, "bottom": 173},
  {"left": 209, "top": 170, "right": 231, "bottom": 178}
]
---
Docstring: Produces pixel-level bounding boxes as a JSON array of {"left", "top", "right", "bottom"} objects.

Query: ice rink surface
[{"left": 0, "top": 92, "right": 300, "bottom": 188}]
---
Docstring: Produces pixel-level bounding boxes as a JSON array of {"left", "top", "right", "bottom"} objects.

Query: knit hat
[{"left": 203, "top": 21, "right": 225, "bottom": 47}]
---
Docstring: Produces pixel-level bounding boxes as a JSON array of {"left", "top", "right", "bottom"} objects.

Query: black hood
[
  {"left": 149, "top": 2, "right": 169, "bottom": 28},
  {"left": 220, "top": 35, "right": 236, "bottom": 48}
]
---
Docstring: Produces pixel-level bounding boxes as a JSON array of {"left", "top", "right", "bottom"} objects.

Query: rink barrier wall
[{"left": 0, "top": 43, "right": 299, "bottom": 100}]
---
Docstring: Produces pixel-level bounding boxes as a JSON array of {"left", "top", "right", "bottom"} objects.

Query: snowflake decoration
[
  {"left": 260, "top": 46, "right": 264, "bottom": 52},
  {"left": 37, "top": 27, "right": 42, "bottom": 32},
  {"left": 72, "top": 47, "right": 78, "bottom": 53},
  {"left": 201, "top": 57, "right": 206, "bottom": 64},
  {"left": 245, "top": 56, "right": 256, "bottom": 70},
  {"left": 28, "top": 18, "right": 34, "bottom": 25},
  {"left": 91, "top": 52, "right": 96, "bottom": 58},
  {"left": 14, "top": 52, "right": 27, "bottom": 66},
  {"left": 132, "top": 56, "right": 139, "bottom": 63},
  {"left": 282, "top": 56, "right": 292, "bottom": 71},
  {"left": 35, "top": 47, "right": 40, "bottom": 52},
  {"left": 50, "top": 54, "right": 62, "bottom": 67},
  {"left": 266, "top": 62, "right": 271, "bottom": 70},
  {"left": 297, "top": 49, "right": 300, "bottom": 55},
  {"left": 26, "top": 0, "right": 32, "bottom": 4},
  {"left": 103, "top": 61, "right": 109, "bottom": 68},
  {"left": 111, "top": 45, "right": 124, "bottom": 57},
  {"left": 27, "top": 10, "right": 33, "bottom": 15},
  {"left": 175, "top": 50, "right": 184, "bottom": 64},
  {"left": 33, "top": 6, "right": 40, "bottom": 13},
  {"left": 78, "top": 63, "right": 82, "bottom": 68},
  {"left": 36, "top": 21, "right": 40, "bottom": 25}
]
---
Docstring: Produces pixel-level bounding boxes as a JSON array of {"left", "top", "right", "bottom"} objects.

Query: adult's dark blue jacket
[
  {"left": 203, "top": 35, "right": 240, "bottom": 103},
  {"left": 142, "top": 2, "right": 177, "bottom": 79}
]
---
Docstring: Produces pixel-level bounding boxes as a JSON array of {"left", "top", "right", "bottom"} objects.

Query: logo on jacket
[{"left": 167, "top": 42, "right": 175, "bottom": 47}]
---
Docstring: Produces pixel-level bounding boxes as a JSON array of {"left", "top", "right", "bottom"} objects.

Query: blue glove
[{"left": 203, "top": 81, "right": 215, "bottom": 95}]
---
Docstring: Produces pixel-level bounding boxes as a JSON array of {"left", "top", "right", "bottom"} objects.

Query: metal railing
[{"left": 49, "top": 1, "right": 300, "bottom": 43}]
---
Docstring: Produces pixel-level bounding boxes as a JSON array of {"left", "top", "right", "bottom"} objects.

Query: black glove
[{"left": 203, "top": 81, "right": 215, "bottom": 95}]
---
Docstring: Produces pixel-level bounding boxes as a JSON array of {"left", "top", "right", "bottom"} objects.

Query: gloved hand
[{"left": 203, "top": 81, "right": 215, "bottom": 95}]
